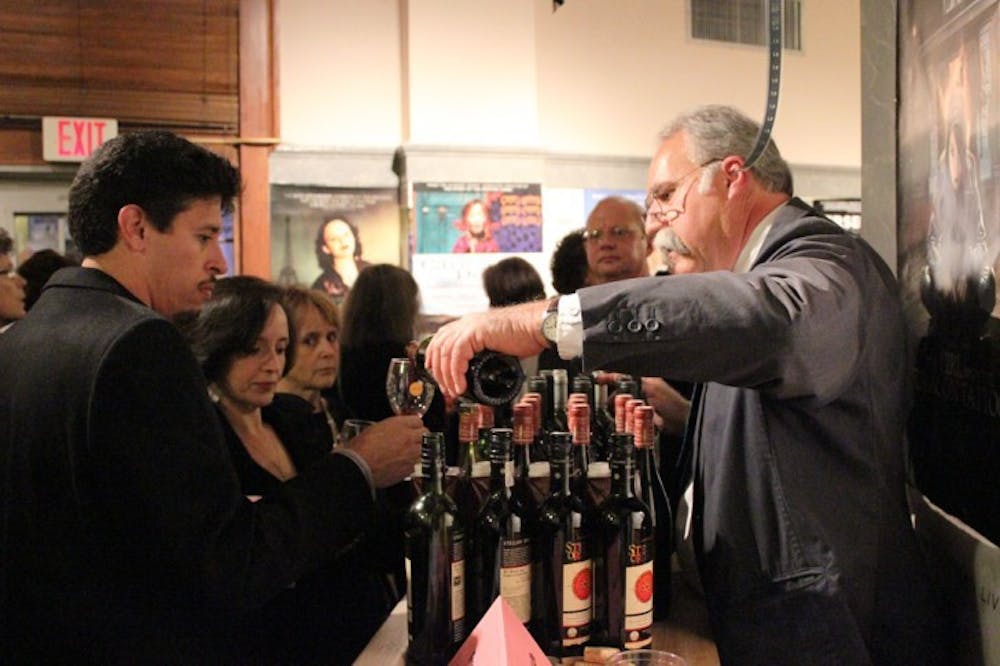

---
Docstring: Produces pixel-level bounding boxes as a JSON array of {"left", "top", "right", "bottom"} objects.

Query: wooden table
[{"left": 356, "top": 573, "right": 719, "bottom": 665}]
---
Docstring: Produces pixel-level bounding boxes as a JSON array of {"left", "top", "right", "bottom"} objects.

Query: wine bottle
[
  {"left": 536, "top": 432, "right": 593, "bottom": 657},
  {"left": 599, "top": 432, "right": 654, "bottom": 650},
  {"left": 551, "top": 369, "right": 569, "bottom": 432},
  {"left": 634, "top": 405, "right": 672, "bottom": 621},
  {"left": 569, "top": 401, "right": 605, "bottom": 643},
  {"left": 525, "top": 381, "right": 549, "bottom": 462},
  {"left": 457, "top": 400, "right": 480, "bottom": 474},
  {"left": 470, "top": 428, "right": 534, "bottom": 629},
  {"left": 405, "top": 432, "right": 466, "bottom": 665},
  {"left": 413, "top": 337, "right": 525, "bottom": 407},
  {"left": 613, "top": 392, "right": 633, "bottom": 434}
]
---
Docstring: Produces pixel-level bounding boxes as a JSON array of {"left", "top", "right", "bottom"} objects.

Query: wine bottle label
[
  {"left": 500, "top": 536, "right": 532, "bottom": 623},
  {"left": 561, "top": 539, "right": 592, "bottom": 647},
  {"left": 451, "top": 530, "right": 466, "bottom": 642},
  {"left": 623, "top": 540, "right": 653, "bottom": 649}
]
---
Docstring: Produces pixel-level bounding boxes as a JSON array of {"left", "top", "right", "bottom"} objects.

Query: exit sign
[{"left": 42, "top": 116, "right": 118, "bottom": 162}]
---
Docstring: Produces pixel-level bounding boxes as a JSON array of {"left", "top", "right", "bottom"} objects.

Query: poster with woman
[
  {"left": 411, "top": 182, "right": 542, "bottom": 315},
  {"left": 270, "top": 186, "right": 399, "bottom": 304},
  {"left": 413, "top": 182, "right": 542, "bottom": 254}
]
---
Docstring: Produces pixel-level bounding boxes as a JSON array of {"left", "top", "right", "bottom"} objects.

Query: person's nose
[{"left": 207, "top": 239, "right": 228, "bottom": 275}]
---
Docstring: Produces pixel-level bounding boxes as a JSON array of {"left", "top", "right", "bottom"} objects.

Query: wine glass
[{"left": 385, "top": 357, "right": 436, "bottom": 416}]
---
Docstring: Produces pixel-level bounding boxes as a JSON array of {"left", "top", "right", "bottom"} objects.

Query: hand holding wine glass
[{"left": 386, "top": 357, "right": 436, "bottom": 416}]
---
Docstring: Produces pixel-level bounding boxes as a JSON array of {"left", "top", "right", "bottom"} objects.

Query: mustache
[{"left": 652, "top": 227, "right": 690, "bottom": 257}]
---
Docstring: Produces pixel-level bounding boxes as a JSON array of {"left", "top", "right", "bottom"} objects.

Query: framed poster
[
  {"left": 899, "top": 0, "right": 1000, "bottom": 545},
  {"left": 270, "top": 185, "right": 399, "bottom": 304},
  {"left": 412, "top": 182, "right": 542, "bottom": 315}
]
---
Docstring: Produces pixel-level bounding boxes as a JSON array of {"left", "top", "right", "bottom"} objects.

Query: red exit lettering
[{"left": 57, "top": 120, "right": 109, "bottom": 158}]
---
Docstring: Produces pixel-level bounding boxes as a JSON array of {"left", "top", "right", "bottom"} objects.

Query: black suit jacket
[{"left": 0, "top": 267, "right": 375, "bottom": 663}]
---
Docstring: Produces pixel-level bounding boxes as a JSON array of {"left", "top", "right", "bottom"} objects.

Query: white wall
[{"left": 278, "top": 0, "right": 861, "bottom": 166}]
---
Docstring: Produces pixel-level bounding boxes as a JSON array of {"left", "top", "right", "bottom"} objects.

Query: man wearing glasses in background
[
  {"left": 423, "top": 105, "right": 943, "bottom": 664},
  {"left": 582, "top": 196, "right": 651, "bottom": 284}
]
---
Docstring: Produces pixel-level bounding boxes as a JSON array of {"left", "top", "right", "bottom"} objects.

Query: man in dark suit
[
  {"left": 0, "top": 130, "right": 423, "bottom": 662},
  {"left": 423, "top": 106, "right": 943, "bottom": 664}
]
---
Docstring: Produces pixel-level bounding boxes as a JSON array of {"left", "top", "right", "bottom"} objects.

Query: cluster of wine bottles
[{"left": 404, "top": 368, "right": 674, "bottom": 664}]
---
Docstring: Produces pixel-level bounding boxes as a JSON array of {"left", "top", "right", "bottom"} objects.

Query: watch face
[{"left": 542, "top": 312, "right": 558, "bottom": 342}]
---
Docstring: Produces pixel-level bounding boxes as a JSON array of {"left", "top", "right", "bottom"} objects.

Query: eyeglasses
[
  {"left": 645, "top": 159, "right": 721, "bottom": 226},
  {"left": 581, "top": 225, "right": 643, "bottom": 243}
]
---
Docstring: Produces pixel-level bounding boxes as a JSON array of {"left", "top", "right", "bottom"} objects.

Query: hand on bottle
[
  {"left": 343, "top": 415, "right": 426, "bottom": 488},
  {"left": 593, "top": 372, "right": 690, "bottom": 436},
  {"left": 424, "top": 301, "right": 548, "bottom": 398},
  {"left": 640, "top": 377, "right": 690, "bottom": 436}
]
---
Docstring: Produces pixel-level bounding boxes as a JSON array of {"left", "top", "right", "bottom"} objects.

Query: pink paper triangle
[{"left": 449, "top": 596, "right": 550, "bottom": 665}]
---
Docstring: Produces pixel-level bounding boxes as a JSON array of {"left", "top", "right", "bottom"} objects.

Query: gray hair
[{"left": 659, "top": 105, "right": 793, "bottom": 195}]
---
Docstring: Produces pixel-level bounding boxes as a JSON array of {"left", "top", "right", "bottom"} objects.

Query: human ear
[{"left": 117, "top": 204, "right": 148, "bottom": 252}]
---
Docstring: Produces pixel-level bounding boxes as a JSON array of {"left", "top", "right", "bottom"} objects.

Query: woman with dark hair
[
  {"left": 482, "top": 256, "right": 546, "bottom": 307},
  {"left": 452, "top": 198, "right": 499, "bottom": 253},
  {"left": 182, "top": 277, "right": 405, "bottom": 664},
  {"left": 17, "top": 249, "right": 77, "bottom": 311},
  {"left": 181, "top": 275, "right": 318, "bottom": 492},
  {"left": 338, "top": 264, "right": 445, "bottom": 429},
  {"left": 550, "top": 228, "right": 591, "bottom": 294},
  {"left": 311, "top": 216, "right": 370, "bottom": 303},
  {"left": 336, "top": 264, "right": 449, "bottom": 640}
]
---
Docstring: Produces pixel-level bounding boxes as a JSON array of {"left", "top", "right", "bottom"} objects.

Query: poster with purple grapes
[{"left": 413, "top": 182, "right": 542, "bottom": 254}]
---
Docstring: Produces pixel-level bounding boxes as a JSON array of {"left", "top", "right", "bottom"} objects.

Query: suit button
[
  {"left": 626, "top": 319, "right": 643, "bottom": 333},
  {"left": 608, "top": 320, "right": 623, "bottom": 334},
  {"left": 645, "top": 319, "right": 661, "bottom": 332}
]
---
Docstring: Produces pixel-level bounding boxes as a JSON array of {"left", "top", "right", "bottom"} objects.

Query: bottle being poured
[{"left": 410, "top": 336, "right": 526, "bottom": 407}]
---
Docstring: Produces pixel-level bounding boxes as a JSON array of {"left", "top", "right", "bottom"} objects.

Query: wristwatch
[{"left": 540, "top": 296, "right": 560, "bottom": 349}]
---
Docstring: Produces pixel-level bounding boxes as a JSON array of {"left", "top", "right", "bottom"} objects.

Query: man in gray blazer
[
  {"left": 0, "top": 131, "right": 423, "bottom": 662},
  {"left": 425, "top": 105, "right": 942, "bottom": 664}
]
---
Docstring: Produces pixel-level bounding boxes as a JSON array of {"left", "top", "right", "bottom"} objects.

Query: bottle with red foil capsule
[
  {"left": 536, "top": 432, "right": 593, "bottom": 657},
  {"left": 514, "top": 402, "right": 545, "bottom": 641},
  {"left": 598, "top": 432, "right": 654, "bottom": 650},
  {"left": 405, "top": 432, "right": 466, "bottom": 664},
  {"left": 568, "top": 401, "right": 603, "bottom": 643},
  {"left": 613, "top": 393, "right": 634, "bottom": 434},
  {"left": 634, "top": 405, "right": 672, "bottom": 621},
  {"left": 625, "top": 398, "right": 645, "bottom": 437},
  {"left": 522, "top": 389, "right": 547, "bottom": 463}
]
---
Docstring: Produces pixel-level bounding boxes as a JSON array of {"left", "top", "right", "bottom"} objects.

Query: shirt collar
[{"left": 732, "top": 202, "right": 786, "bottom": 273}]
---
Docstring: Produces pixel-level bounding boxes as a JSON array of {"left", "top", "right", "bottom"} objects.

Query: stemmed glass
[{"left": 386, "top": 357, "right": 436, "bottom": 416}]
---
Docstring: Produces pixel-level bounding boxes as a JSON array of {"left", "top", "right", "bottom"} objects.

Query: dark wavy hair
[
  {"left": 340, "top": 264, "right": 419, "bottom": 348},
  {"left": 483, "top": 257, "right": 545, "bottom": 307},
  {"left": 16, "top": 249, "right": 77, "bottom": 310},
  {"left": 550, "top": 229, "right": 589, "bottom": 294},
  {"left": 314, "top": 216, "right": 363, "bottom": 272},
  {"left": 68, "top": 130, "right": 241, "bottom": 256},
  {"left": 178, "top": 275, "right": 296, "bottom": 384}
]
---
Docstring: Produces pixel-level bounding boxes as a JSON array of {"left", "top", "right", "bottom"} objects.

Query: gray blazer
[{"left": 578, "top": 199, "right": 941, "bottom": 664}]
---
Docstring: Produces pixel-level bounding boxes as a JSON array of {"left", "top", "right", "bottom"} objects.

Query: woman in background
[
  {"left": 312, "top": 216, "right": 370, "bottom": 303},
  {"left": 273, "top": 285, "right": 348, "bottom": 447},
  {"left": 482, "top": 256, "right": 546, "bottom": 307},
  {"left": 338, "top": 263, "right": 446, "bottom": 432}
]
